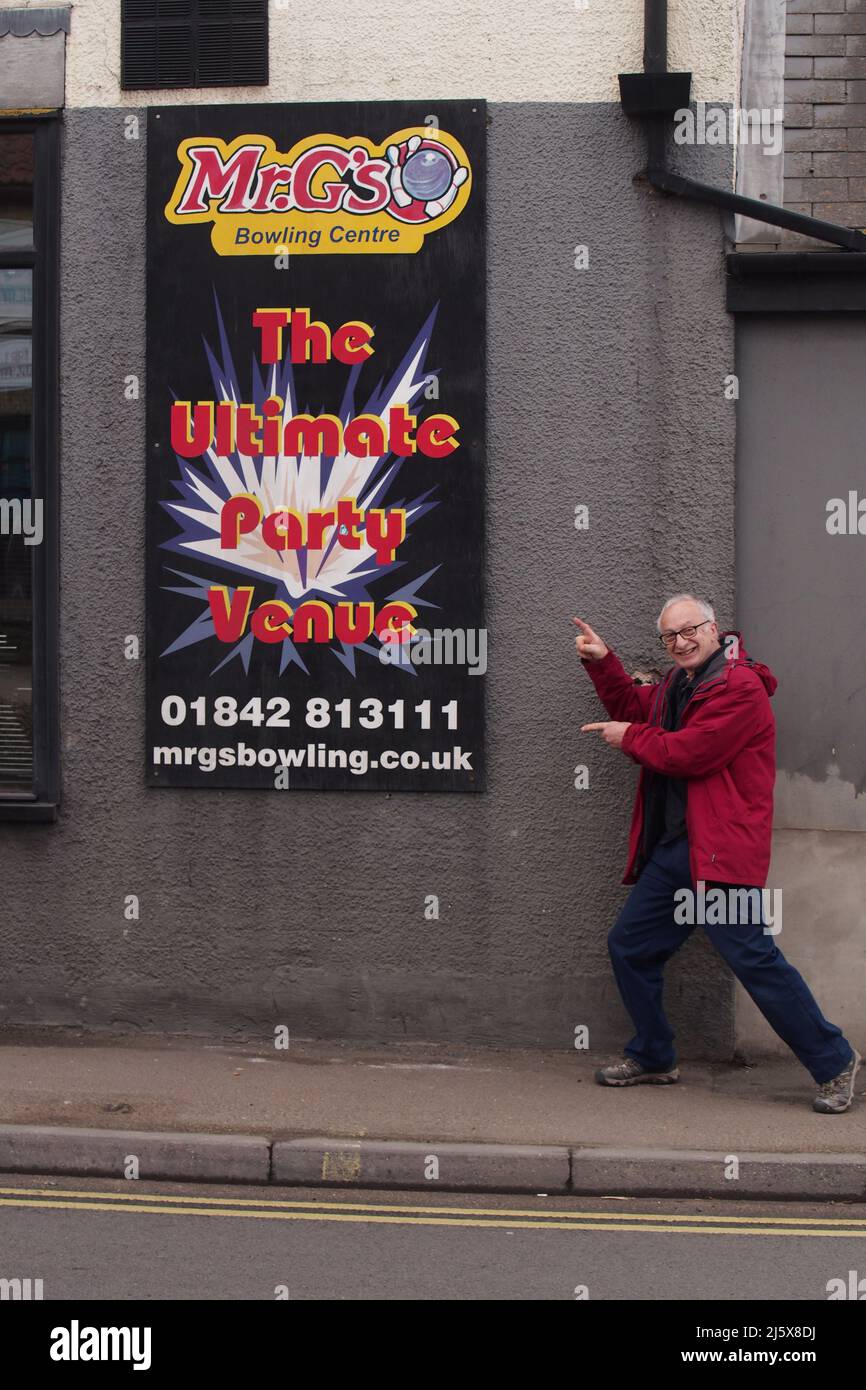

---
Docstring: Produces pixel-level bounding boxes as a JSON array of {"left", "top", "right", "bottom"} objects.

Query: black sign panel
[{"left": 146, "top": 101, "right": 485, "bottom": 789}]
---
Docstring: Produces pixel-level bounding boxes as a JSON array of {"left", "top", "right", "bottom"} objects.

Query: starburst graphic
[{"left": 160, "top": 295, "right": 443, "bottom": 677}]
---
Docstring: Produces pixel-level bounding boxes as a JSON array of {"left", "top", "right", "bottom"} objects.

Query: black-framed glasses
[{"left": 658, "top": 619, "right": 713, "bottom": 649}]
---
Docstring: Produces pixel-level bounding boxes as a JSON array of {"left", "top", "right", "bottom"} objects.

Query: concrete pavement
[{"left": 0, "top": 1031, "right": 864, "bottom": 1198}]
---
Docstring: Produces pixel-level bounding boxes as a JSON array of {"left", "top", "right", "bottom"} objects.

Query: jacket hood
[{"left": 719, "top": 629, "right": 778, "bottom": 697}]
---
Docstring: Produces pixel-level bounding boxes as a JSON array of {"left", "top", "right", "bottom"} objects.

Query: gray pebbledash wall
[{"left": 0, "top": 105, "right": 738, "bottom": 1052}]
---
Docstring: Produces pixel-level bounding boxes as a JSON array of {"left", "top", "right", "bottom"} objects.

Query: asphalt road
[{"left": 1, "top": 1175, "right": 864, "bottom": 1301}]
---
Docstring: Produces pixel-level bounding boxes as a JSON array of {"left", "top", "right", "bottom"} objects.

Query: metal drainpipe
[{"left": 640, "top": 0, "right": 866, "bottom": 253}]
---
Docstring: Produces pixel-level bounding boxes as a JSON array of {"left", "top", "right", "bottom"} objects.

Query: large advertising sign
[{"left": 146, "top": 102, "right": 486, "bottom": 790}]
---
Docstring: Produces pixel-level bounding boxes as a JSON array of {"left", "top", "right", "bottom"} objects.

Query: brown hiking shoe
[{"left": 595, "top": 1057, "right": 680, "bottom": 1087}]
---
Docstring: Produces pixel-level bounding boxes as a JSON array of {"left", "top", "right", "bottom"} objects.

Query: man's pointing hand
[
  {"left": 582, "top": 721, "right": 632, "bottom": 749},
  {"left": 572, "top": 617, "right": 609, "bottom": 662}
]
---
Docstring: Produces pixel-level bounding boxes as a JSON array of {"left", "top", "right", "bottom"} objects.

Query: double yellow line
[{"left": 1, "top": 1185, "right": 864, "bottom": 1237}]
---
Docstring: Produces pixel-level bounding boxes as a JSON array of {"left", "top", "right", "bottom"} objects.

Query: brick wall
[{"left": 785, "top": 0, "right": 866, "bottom": 227}]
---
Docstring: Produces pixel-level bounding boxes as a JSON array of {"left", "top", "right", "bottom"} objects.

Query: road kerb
[{"left": 0, "top": 1125, "right": 864, "bottom": 1200}]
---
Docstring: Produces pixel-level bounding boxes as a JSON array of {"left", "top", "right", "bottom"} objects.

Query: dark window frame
[
  {"left": 0, "top": 115, "right": 60, "bottom": 821},
  {"left": 121, "top": 0, "right": 270, "bottom": 91}
]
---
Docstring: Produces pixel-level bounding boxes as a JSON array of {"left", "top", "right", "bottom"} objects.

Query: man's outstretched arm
[{"left": 573, "top": 616, "right": 657, "bottom": 724}]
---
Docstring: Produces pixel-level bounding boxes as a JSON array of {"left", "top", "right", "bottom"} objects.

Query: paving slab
[
  {"left": 569, "top": 1147, "right": 866, "bottom": 1201},
  {"left": 271, "top": 1137, "right": 570, "bottom": 1192},
  {"left": 0, "top": 1123, "right": 269, "bottom": 1183}
]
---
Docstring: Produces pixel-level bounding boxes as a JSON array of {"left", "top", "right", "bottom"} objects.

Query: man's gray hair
[{"left": 656, "top": 594, "right": 716, "bottom": 633}]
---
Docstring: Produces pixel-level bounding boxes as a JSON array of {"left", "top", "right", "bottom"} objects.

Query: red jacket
[{"left": 583, "top": 633, "right": 778, "bottom": 887}]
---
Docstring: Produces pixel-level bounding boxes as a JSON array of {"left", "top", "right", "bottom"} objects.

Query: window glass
[
  {"left": 0, "top": 133, "right": 34, "bottom": 251},
  {"left": 0, "top": 265, "right": 34, "bottom": 789}
]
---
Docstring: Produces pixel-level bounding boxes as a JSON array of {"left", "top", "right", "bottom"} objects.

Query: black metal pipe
[
  {"left": 648, "top": 165, "right": 866, "bottom": 253},
  {"left": 644, "top": 0, "right": 667, "bottom": 74}
]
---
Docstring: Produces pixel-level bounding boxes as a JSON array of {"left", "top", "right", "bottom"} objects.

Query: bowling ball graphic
[
  {"left": 402, "top": 149, "right": 454, "bottom": 202},
  {"left": 385, "top": 135, "right": 469, "bottom": 224}
]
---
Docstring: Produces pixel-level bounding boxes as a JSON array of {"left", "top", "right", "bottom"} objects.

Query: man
[{"left": 574, "top": 595, "right": 860, "bottom": 1114}]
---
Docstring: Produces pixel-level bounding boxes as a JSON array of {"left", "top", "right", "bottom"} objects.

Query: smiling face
[{"left": 659, "top": 599, "right": 721, "bottom": 675}]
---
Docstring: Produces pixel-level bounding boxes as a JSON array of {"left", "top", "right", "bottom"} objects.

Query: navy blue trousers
[{"left": 608, "top": 836, "right": 853, "bottom": 1085}]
